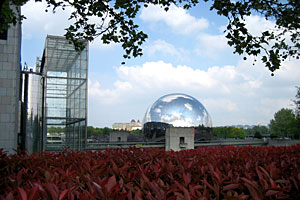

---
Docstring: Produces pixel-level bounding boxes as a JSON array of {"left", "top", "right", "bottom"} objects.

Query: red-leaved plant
[{"left": 0, "top": 145, "right": 299, "bottom": 199}]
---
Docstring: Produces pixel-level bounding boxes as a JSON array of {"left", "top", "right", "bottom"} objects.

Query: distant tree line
[
  {"left": 212, "top": 125, "right": 272, "bottom": 139},
  {"left": 245, "top": 126, "right": 269, "bottom": 139},
  {"left": 87, "top": 126, "right": 142, "bottom": 138},
  {"left": 47, "top": 126, "right": 142, "bottom": 138},
  {"left": 212, "top": 126, "right": 247, "bottom": 139}
]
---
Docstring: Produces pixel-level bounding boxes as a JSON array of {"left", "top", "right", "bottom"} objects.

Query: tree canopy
[
  {"left": 269, "top": 108, "right": 298, "bottom": 138},
  {"left": 294, "top": 86, "right": 300, "bottom": 117},
  {"left": 1, "top": 0, "right": 300, "bottom": 74},
  {"left": 212, "top": 126, "right": 246, "bottom": 139},
  {"left": 244, "top": 125, "right": 269, "bottom": 138},
  {"left": 293, "top": 87, "right": 300, "bottom": 138},
  {"left": 87, "top": 126, "right": 141, "bottom": 138}
]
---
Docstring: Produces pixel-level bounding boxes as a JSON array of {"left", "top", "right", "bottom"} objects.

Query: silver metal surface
[{"left": 143, "top": 93, "right": 212, "bottom": 127}]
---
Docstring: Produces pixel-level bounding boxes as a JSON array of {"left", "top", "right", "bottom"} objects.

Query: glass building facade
[{"left": 43, "top": 35, "right": 88, "bottom": 151}]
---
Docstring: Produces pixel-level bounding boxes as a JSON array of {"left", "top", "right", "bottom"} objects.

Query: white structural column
[
  {"left": 109, "top": 132, "right": 128, "bottom": 142},
  {"left": 165, "top": 127, "right": 195, "bottom": 151},
  {"left": 0, "top": 6, "right": 22, "bottom": 154}
]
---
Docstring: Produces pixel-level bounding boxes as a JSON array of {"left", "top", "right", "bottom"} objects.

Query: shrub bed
[{"left": 0, "top": 145, "right": 300, "bottom": 199}]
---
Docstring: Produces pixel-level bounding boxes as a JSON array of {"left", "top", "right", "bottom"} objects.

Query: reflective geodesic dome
[
  {"left": 143, "top": 93, "right": 212, "bottom": 127},
  {"left": 143, "top": 93, "right": 212, "bottom": 141}
]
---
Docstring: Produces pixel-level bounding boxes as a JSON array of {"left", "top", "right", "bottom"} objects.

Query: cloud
[
  {"left": 161, "top": 112, "right": 195, "bottom": 127},
  {"left": 244, "top": 15, "right": 276, "bottom": 37},
  {"left": 87, "top": 15, "right": 119, "bottom": 49},
  {"left": 195, "top": 15, "right": 278, "bottom": 58},
  {"left": 162, "top": 94, "right": 194, "bottom": 103},
  {"left": 198, "top": 33, "right": 228, "bottom": 50},
  {"left": 144, "top": 40, "right": 191, "bottom": 63},
  {"left": 116, "top": 61, "right": 219, "bottom": 89},
  {"left": 88, "top": 58, "right": 299, "bottom": 127},
  {"left": 184, "top": 103, "right": 193, "bottom": 111},
  {"left": 90, "top": 37, "right": 119, "bottom": 49},
  {"left": 22, "top": 1, "right": 117, "bottom": 49},
  {"left": 140, "top": 4, "right": 209, "bottom": 34},
  {"left": 88, "top": 79, "right": 132, "bottom": 104},
  {"left": 88, "top": 60, "right": 258, "bottom": 111},
  {"left": 88, "top": 61, "right": 234, "bottom": 109},
  {"left": 203, "top": 99, "right": 239, "bottom": 112},
  {"left": 195, "top": 33, "right": 230, "bottom": 58},
  {"left": 90, "top": 60, "right": 271, "bottom": 103},
  {"left": 145, "top": 40, "right": 184, "bottom": 57},
  {"left": 259, "top": 98, "right": 294, "bottom": 118},
  {"left": 22, "top": 1, "right": 73, "bottom": 39}
]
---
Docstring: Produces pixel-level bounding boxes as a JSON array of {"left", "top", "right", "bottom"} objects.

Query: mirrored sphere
[{"left": 143, "top": 93, "right": 212, "bottom": 127}]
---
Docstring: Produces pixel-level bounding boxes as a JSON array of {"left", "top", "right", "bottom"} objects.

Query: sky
[{"left": 21, "top": 1, "right": 300, "bottom": 128}]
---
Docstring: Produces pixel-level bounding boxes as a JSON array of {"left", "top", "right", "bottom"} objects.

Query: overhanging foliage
[{"left": 1, "top": 0, "right": 299, "bottom": 74}]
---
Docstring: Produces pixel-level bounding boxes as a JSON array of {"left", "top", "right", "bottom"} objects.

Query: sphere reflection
[{"left": 143, "top": 93, "right": 212, "bottom": 127}]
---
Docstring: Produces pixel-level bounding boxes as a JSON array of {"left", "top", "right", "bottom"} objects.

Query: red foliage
[{"left": 0, "top": 145, "right": 300, "bottom": 199}]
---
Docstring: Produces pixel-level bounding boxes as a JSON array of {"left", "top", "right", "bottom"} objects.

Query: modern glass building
[
  {"left": 0, "top": 7, "right": 88, "bottom": 153},
  {"left": 42, "top": 35, "right": 88, "bottom": 151}
]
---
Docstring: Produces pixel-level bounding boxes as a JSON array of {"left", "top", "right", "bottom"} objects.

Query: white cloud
[
  {"left": 161, "top": 113, "right": 195, "bottom": 127},
  {"left": 88, "top": 60, "right": 259, "bottom": 111},
  {"left": 198, "top": 33, "right": 228, "bottom": 50},
  {"left": 87, "top": 15, "right": 120, "bottom": 49},
  {"left": 195, "top": 15, "right": 279, "bottom": 58},
  {"left": 154, "top": 108, "right": 161, "bottom": 113},
  {"left": 88, "top": 79, "right": 132, "bottom": 104},
  {"left": 90, "top": 36, "right": 119, "bottom": 49},
  {"left": 184, "top": 103, "right": 193, "bottom": 111},
  {"left": 88, "top": 58, "right": 299, "bottom": 127},
  {"left": 195, "top": 33, "right": 230, "bottom": 58},
  {"left": 260, "top": 98, "right": 294, "bottom": 114},
  {"left": 203, "top": 99, "right": 239, "bottom": 112},
  {"left": 244, "top": 15, "right": 276, "bottom": 37},
  {"left": 116, "top": 61, "right": 218, "bottom": 89},
  {"left": 22, "top": 1, "right": 73, "bottom": 39},
  {"left": 140, "top": 4, "right": 209, "bottom": 34},
  {"left": 162, "top": 94, "right": 193, "bottom": 103},
  {"left": 146, "top": 40, "right": 182, "bottom": 57},
  {"left": 144, "top": 40, "right": 190, "bottom": 62},
  {"left": 22, "top": 1, "right": 117, "bottom": 49}
]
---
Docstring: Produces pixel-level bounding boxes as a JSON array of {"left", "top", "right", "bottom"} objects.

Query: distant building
[
  {"left": 112, "top": 123, "right": 128, "bottom": 130},
  {"left": 112, "top": 119, "right": 142, "bottom": 131}
]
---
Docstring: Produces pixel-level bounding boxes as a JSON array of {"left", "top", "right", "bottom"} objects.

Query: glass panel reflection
[{"left": 45, "top": 36, "right": 88, "bottom": 151}]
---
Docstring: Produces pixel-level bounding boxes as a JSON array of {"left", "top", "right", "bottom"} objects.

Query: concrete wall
[
  {"left": 165, "top": 127, "right": 194, "bottom": 151},
  {"left": 268, "top": 139, "right": 300, "bottom": 146},
  {"left": 0, "top": 6, "right": 21, "bottom": 154},
  {"left": 109, "top": 132, "right": 128, "bottom": 142}
]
